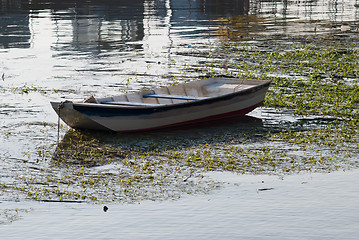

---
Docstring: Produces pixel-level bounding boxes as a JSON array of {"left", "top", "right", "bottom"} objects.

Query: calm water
[
  {"left": 1, "top": 170, "right": 359, "bottom": 239},
  {"left": 1, "top": 0, "right": 359, "bottom": 238}
]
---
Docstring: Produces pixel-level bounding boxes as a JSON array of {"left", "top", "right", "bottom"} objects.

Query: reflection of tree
[
  {"left": 18, "top": 0, "right": 146, "bottom": 14},
  {"left": 201, "top": 0, "right": 249, "bottom": 16},
  {"left": 2, "top": 0, "right": 357, "bottom": 51},
  {"left": 0, "top": 0, "right": 31, "bottom": 48},
  {"left": 218, "top": 0, "right": 359, "bottom": 40},
  {"left": 0, "top": 0, "right": 23, "bottom": 12},
  {"left": 216, "top": 15, "right": 267, "bottom": 41}
]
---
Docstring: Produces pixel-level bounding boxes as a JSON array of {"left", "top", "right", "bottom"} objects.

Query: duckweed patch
[
  {"left": 179, "top": 33, "right": 358, "bottom": 169},
  {"left": 0, "top": 130, "right": 220, "bottom": 203},
  {"left": 52, "top": 131, "right": 129, "bottom": 167}
]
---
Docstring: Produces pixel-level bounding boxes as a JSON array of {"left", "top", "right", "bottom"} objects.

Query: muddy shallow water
[{"left": 1, "top": 0, "right": 359, "bottom": 238}]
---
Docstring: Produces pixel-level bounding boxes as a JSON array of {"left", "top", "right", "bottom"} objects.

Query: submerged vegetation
[{"left": 1, "top": 34, "right": 358, "bottom": 204}]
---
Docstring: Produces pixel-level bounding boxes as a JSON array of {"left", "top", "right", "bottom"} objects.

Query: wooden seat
[
  {"left": 143, "top": 94, "right": 207, "bottom": 101},
  {"left": 102, "top": 101, "right": 162, "bottom": 107}
]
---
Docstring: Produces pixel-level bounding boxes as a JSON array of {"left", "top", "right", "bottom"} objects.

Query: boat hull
[{"left": 51, "top": 79, "right": 270, "bottom": 132}]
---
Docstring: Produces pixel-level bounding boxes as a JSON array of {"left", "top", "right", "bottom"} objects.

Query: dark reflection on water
[{"left": 0, "top": 1, "right": 31, "bottom": 48}]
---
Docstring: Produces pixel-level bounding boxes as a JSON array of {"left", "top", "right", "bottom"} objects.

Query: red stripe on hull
[{"left": 116, "top": 101, "right": 263, "bottom": 133}]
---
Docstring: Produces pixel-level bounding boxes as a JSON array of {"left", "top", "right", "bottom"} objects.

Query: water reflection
[
  {"left": 1, "top": 0, "right": 358, "bottom": 50},
  {"left": 201, "top": 0, "right": 249, "bottom": 16},
  {"left": 54, "top": 1, "right": 146, "bottom": 53},
  {"left": 0, "top": 0, "right": 31, "bottom": 48}
]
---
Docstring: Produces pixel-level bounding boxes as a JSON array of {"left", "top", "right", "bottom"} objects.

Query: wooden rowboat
[{"left": 50, "top": 77, "right": 271, "bottom": 132}]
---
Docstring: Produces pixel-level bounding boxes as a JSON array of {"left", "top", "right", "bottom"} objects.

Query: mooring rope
[{"left": 57, "top": 101, "right": 65, "bottom": 145}]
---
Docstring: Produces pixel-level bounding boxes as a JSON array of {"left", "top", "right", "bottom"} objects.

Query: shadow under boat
[{"left": 53, "top": 115, "right": 264, "bottom": 166}]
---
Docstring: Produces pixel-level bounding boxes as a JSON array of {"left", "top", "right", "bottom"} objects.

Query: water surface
[{"left": 0, "top": 0, "right": 358, "bottom": 238}]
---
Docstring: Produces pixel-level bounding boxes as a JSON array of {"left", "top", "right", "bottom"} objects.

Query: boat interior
[{"left": 84, "top": 78, "right": 265, "bottom": 107}]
